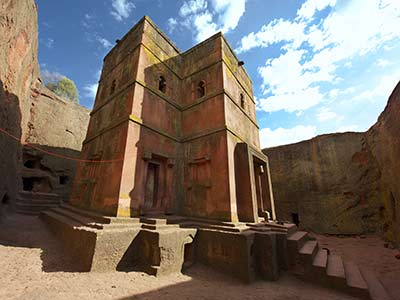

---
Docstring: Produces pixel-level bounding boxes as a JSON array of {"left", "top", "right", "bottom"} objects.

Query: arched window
[
  {"left": 110, "top": 79, "right": 116, "bottom": 95},
  {"left": 240, "top": 93, "right": 245, "bottom": 109},
  {"left": 197, "top": 80, "right": 205, "bottom": 98},
  {"left": 158, "top": 76, "right": 166, "bottom": 93}
]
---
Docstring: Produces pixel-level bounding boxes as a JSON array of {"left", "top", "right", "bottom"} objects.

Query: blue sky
[{"left": 36, "top": 0, "right": 400, "bottom": 147}]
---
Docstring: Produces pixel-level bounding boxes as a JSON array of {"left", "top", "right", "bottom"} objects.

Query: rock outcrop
[
  {"left": 366, "top": 81, "right": 400, "bottom": 245},
  {"left": 0, "top": 0, "right": 90, "bottom": 217},
  {"left": 0, "top": 0, "right": 40, "bottom": 213},
  {"left": 19, "top": 85, "right": 90, "bottom": 204},
  {"left": 264, "top": 81, "right": 400, "bottom": 246}
]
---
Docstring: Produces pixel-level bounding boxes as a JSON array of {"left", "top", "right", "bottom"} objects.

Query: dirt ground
[{"left": 0, "top": 213, "right": 398, "bottom": 300}]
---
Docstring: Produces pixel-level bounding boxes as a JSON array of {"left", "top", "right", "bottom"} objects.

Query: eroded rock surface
[
  {"left": 0, "top": 0, "right": 39, "bottom": 212},
  {"left": 367, "top": 81, "right": 400, "bottom": 245},
  {"left": 264, "top": 82, "right": 400, "bottom": 246},
  {"left": 0, "top": 0, "right": 90, "bottom": 216}
]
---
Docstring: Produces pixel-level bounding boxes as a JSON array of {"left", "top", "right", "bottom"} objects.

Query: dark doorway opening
[
  {"left": 24, "top": 160, "right": 35, "bottom": 169},
  {"left": 22, "top": 177, "right": 52, "bottom": 192},
  {"left": 59, "top": 175, "right": 69, "bottom": 185},
  {"left": 23, "top": 178, "right": 35, "bottom": 191},
  {"left": 1, "top": 193, "right": 10, "bottom": 205},
  {"left": 144, "top": 163, "right": 159, "bottom": 209},
  {"left": 291, "top": 213, "right": 299, "bottom": 227}
]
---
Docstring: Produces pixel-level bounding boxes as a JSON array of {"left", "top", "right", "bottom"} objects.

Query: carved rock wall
[
  {"left": 264, "top": 82, "right": 400, "bottom": 246},
  {"left": 366, "top": 81, "right": 400, "bottom": 245},
  {"left": 0, "top": 0, "right": 39, "bottom": 211},
  {"left": 0, "top": 0, "right": 90, "bottom": 215}
]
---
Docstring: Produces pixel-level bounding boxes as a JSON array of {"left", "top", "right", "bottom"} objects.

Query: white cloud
[
  {"left": 256, "top": 49, "right": 331, "bottom": 113},
  {"left": 193, "top": 12, "right": 218, "bottom": 42},
  {"left": 376, "top": 58, "right": 390, "bottom": 67},
  {"left": 97, "top": 37, "right": 113, "bottom": 49},
  {"left": 352, "top": 73, "right": 400, "bottom": 101},
  {"left": 237, "top": 0, "right": 400, "bottom": 114},
  {"left": 211, "top": 0, "right": 246, "bottom": 32},
  {"left": 111, "top": 0, "right": 135, "bottom": 21},
  {"left": 83, "top": 83, "right": 99, "bottom": 99},
  {"left": 258, "top": 87, "right": 323, "bottom": 113},
  {"left": 296, "top": 0, "right": 337, "bottom": 21},
  {"left": 260, "top": 125, "right": 317, "bottom": 148},
  {"left": 179, "top": 0, "right": 207, "bottom": 17},
  {"left": 236, "top": 19, "right": 306, "bottom": 53},
  {"left": 167, "top": 18, "right": 178, "bottom": 34},
  {"left": 177, "top": 0, "right": 246, "bottom": 42},
  {"left": 316, "top": 107, "right": 343, "bottom": 122}
]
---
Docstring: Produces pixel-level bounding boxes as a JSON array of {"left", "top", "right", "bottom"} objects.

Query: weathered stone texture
[
  {"left": 21, "top": 86, "right": 90, "bottom": 200},
  {"left": 263, "top": 81, "right": 400, "bottom": 246},
  {"left": 366, "top": 81, "right": 400, "bottom": 245},
  {"left": 0, "top": 0, "right": 39, "bottom": 212},
  {"left": 264, "top": 133, "right": 382, "bottom": 235},
  {"left": 0, "top": 0, "right": 90, "bottom": 215}
]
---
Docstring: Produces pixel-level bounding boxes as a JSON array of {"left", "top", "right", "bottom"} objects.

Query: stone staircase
[
  {"left": 285, "top": 229, "right": 392, "bottom": 300},
  {"left": 39, "top": 203, "right": 393, "bottom": 299},
  {"left": 15, "top": 191, "right": 63, "bottom": 215}
]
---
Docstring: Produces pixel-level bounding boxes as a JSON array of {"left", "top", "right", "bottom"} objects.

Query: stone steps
[
  {"left": 359, "top": 268, "right": 393, "bottom": 300},
  {"left": 60, "top": 203, "right": 110, "bottom": 224},
  {"left": 50, "top": 207, "right": 103, "bottom": 229},
  {"left": 18, "top": 191, "right": 63, "bottom": 202},
  {"left": 344, "top": 261, "right": 369, "bottom": 298},
  {"left": 286, "top": 230, "right": 392, "bottom": 300},
  {"left": 299, "top": 240, "right": 318, "bottom": 265},
  {"left": 15, "top": 191, "right": 63, "bottom": 215}
]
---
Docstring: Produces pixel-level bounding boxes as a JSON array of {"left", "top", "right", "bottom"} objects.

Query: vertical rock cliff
[
  {"left": 264, "top": 81, "right": 400, "bottom": 246},
  {"left": 0, "top": 0, "right": 90, "bottom": 216},
  {"left": 0, "top": 0, "right": 40, "bottom": 210}
]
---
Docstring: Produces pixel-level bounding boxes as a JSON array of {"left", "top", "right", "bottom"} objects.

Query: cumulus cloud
[
  {"left": 296, "top": 0, "right": 337, "bottom": 21},
  {"left": 167, "top": 18, "right": 178, "bottom": 34},
  {"left": 259, "top": 125, "right": 317, "bottom": 148},
  {"left": 177, "top": 0, "right": 246, "bottom": 42},
  {"left": 212, "top": 0, "right": 246, "bottom": 32},
  {"left": 237, "top": 0, "right": 400, "bottom": 114},
  {"left": 111, "top": 0, "right": 135, "bottom": 21},
  {"left": 236, "top": 19, "right": 306, "bottom": 53},
  {"left": 179, "top": 0, "right": 207, "bottom": 17}
]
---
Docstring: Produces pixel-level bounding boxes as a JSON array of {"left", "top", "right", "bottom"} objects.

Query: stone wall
[
  {"left": 0, "top": 0, "right": 90, "bottom": 216},
  {"left": 263, "top": 81, "right": 400, "bottom": 246}
]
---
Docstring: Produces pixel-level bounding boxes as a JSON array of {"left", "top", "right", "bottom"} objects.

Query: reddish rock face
[
  {"left": 0, "top": 0, "right": 39, "bottom": 210},
  {"left": 263, "top": 81, "right": 400, "bottom": 246},
  {"left": 71, "top": 17, "right": 274, "bottom": 222},
  {"left": 367, "top": 81, "right": 400, "bottom": 246},
  {"left": 0, "top": 1, "right": 91, "bottom": 215}
]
